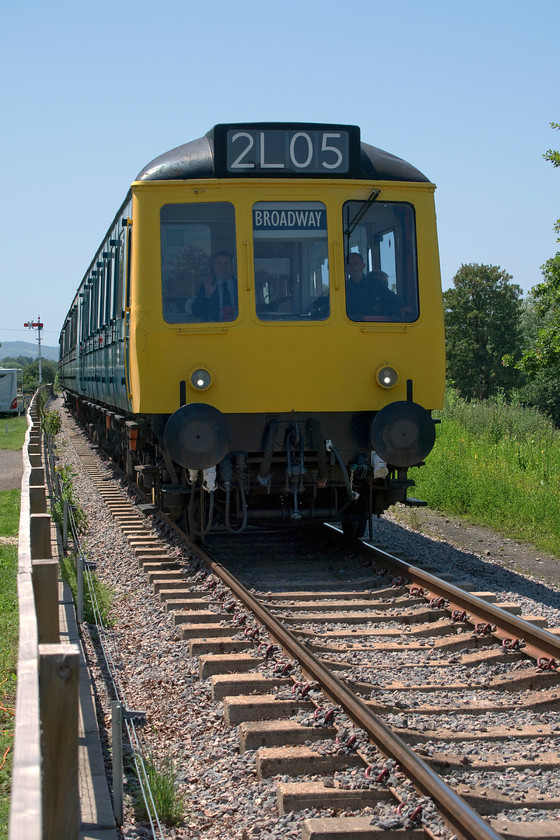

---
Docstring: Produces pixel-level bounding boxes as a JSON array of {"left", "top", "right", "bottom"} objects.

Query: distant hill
[{"left": 0, "top": 341, "right": 59, "bottom": 362}]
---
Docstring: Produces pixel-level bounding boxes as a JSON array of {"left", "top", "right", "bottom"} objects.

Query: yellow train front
[{"left": 59, "top": 123, "right": 445, "bottom": 538}]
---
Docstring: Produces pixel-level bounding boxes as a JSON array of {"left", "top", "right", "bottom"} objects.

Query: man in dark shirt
[
  {"left": 366, "top": 269, "right": 402, "bottom": 320},
  {"left": 345, "top": 252, "right": 370, "bottom": 321},
  {"left": 345, "top": 253, "right": 403, "bottom": 321},
  {"left": 191, "top": 251, "right": 238, "bottom": 321}
]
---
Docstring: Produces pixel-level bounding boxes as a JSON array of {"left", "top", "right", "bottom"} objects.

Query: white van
[{"left": 0, "top": 369, "right": 21, "bottom": 413}]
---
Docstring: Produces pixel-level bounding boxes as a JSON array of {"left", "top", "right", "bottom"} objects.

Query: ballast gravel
[{"left": 53, "top": 407, "right": 560, "bottom": 837}]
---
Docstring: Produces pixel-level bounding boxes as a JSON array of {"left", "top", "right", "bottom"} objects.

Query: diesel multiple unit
[{"left": 59, "top": 123, "right": 445, "bottom": 538}]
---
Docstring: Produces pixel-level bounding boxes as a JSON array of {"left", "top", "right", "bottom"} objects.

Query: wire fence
[{"left": 43, "top": 425, "right": 167, "bottom": 839}]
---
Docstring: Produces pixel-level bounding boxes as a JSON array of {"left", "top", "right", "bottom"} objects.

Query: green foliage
[
  {"left": 510, "top": 295, "right": 560, "bottom": 424},
  {"left": 51, "top": 464, "right": 88, "bottom": 536},
  {"left": 0, "top": 356, "right": 57, "bottom": 393},
  {"left": 517, "top": 253, "right": 560, "bottom": 375},
  {"left": 444, "top": 263, "right": 523, "bottom": 400},
  {"left": 514, "top": 369, "right": 560, "bottom": 428},
  {"left": 0, "top": 417, "right": 27, "bottom": 451},
  {"left": 58, "top": 553, "right": 113, "bottom": 627},
  {"left": 411, "top": 390, "right": 560, "bottom": 555},
  {"left": 36, "top": 388, "right": 49, "bottom": 419},
  {"left": 133, "top": 751, "right": 186, "bottom": 827},
  {"left": 512, "top": 123, "right": 560, "bottom": 417},
  {"left": 41, "top": 410, "right": 62, "bottom": 437},
  {"left": 543, "top": 121, "right": 560, "bottom": 172},
  {"left": 52, "top": 459, "right": 113, "bottom": 625}
]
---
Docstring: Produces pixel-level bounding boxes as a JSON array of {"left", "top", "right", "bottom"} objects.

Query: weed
[
  {"left": 391, "top": 505, "right": 422, "bottom": 532},
  {"left": 406, "top": 508, "right": 422, "bottom": 531},
  {"left": 41, "top": 410, "right": 62, "bottom": 438},
  {"left": 59, "top": 553, "right": 114, "bottom": 627},
  {"left": 51, "top": 464, "right": 88, "bottom": 536},
  {"left": 133, "top": 750, "right": 186, "bottom": 827}
]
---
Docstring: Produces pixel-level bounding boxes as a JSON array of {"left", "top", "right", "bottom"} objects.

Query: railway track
[{"left": 62, "top": 420, "right": 560, "bottom": 840}]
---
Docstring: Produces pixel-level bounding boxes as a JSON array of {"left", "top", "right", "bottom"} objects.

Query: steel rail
[
  {"left": 66, "top": 414, "right": 553, "bottom": 837},
  {"left": 207, "top": 556, "right": 504, "bottom": 840},
  {"left": 357, "top": 537, "right": 560, "bottom": 661}
]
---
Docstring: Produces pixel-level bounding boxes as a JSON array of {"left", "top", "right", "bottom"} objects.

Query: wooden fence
[{"left": 9, "top": 390, "right": 81, "bottom": 840}]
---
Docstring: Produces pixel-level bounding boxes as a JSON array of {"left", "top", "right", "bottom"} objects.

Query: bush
[
  {"left": 42, "top": 410, "right": 62, "bottom": 437},
  {"left": 411, "top": 389, "right": 560, "bottom": 555}
]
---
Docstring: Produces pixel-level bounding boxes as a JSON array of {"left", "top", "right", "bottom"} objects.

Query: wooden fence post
[
  {"left": 30, "top": 466, "right": 45, "bottom": 487},
  {"left": 31, "top": 560, "right": 60, "bottom": 644},
  {"left": 30, "top": 513, "right": 52, "bottom": 560},
  {"left": 29, "top": 485, "right": 47, "bottom": 515},
  {"left": 39, "top": 644, "right": 80, "bottom": 840}
]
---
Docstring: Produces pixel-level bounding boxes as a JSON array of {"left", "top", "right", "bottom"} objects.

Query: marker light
[
  {"left": 376, "top": 365, "right": 398, "bottom": 389},
  {"left": 190, "top": 368, "right": 212, "bottom": 390}
]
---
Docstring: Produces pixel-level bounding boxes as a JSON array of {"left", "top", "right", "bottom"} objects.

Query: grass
[
  {"left": 0, "top": 490, "right": 20, "bottom": 840},
  {"left": 133, "top": 750, "right": 186, "bottom": 827},
  {"left": 50, "top": 459, "right": 114, "bottom": 626},
  {"left": 50, "top": 464, "right": 88, "bottom": 537},
  {"left": 410, "top": 391, "right": 560, "bottom": 557},
  {"left": 0, "top": 417, "right": 27, "bottom": 451},
  {"left": 59, "top": 553, "right": 114, "bottom": 627}
]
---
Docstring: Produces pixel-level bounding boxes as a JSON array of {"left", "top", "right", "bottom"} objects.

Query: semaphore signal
[{"left": 23, "top": 316, "right": 44, "bottom": 384}]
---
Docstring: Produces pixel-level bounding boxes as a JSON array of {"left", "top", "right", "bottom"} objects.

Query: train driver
[
  {"left": 345, "top": 253, "right": 404, "bottom": 321},
  {"left": 345, "top": 252, "right": 371, "bottom": 321},
  {"left": 191, "top": 251, "right": 238, "bottom": 322}
]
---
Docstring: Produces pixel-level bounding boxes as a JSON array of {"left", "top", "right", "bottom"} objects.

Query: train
[{"left": 59, "top": 123, "right": 445, "bottom": 539}]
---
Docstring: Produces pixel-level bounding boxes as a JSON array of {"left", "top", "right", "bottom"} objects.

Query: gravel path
[
  {"left": 0, "top": 448, "right": 23, "bottom": 490},
  {"left": 385, "top": 505, "right": 560, "bottom": 589}
]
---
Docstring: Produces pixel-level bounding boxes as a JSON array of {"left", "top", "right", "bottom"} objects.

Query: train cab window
[
  {"left": 343, "top": 201, "right": 419, "bottom": 322},
  {"left": 253, "top": 202, "right": 330, "bottom": 321},
  {"left": 160, "top": 202, "right": 237, "bottom": 324}
]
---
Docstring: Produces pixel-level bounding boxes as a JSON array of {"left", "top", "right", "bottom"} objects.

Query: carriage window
[
  {"left": 161, "top": 202, "right": 237, "bottom": 323},
  {"left": 253, "top": 201, "right": 330, "bottom": 321},
  {"left": 343, "top": 201, "right": 419, "bottom": 322}
]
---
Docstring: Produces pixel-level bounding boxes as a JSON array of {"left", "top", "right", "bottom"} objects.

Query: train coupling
[{"left": 404, "top": 496, "right": 428, "bottom": 507}]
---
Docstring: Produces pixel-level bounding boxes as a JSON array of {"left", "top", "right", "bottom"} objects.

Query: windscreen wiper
[{"left": 343, "top": 189, "right": 381, "bottom": 240}]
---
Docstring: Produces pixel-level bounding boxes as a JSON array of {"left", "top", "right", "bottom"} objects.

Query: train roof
[{"left": 136, "top": 123, "right": 430, "bottom": 183}]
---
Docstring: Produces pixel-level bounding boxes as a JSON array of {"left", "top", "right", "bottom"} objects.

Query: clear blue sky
[{"left": 1, "top": 0, "right": 558, "bottom": 348}]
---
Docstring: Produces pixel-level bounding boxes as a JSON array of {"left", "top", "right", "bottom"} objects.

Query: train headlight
[
  {"left": 376, "top": 365, "right": 398, "bottom": 389},
  {"left": 190, "top": 368, "right": 212, "bottom": 390}
]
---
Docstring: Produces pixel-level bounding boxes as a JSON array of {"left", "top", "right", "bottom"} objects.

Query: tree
[
  {"left": 0, "top": 355, "right": 58, "bottom": 392},
  {"left": 517, "top": 122, "right": 560, "bottom": 377},
  {"left": 444, "top": 263, "right": 523, "bottom": 400},
  {"left": 500, "top": 121, "right": 560, "bottom": 426},
  {"left": 518, "top": 255, "right": 560, "bottom": 373},
  {"left": 543, "top": 121, "right": 560, "bottom": 171},
  {"left": 513, "top": 295, "right": 560, "bottom": 425}
]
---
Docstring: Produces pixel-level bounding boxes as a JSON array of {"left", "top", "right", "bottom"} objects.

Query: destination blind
[
  {"left": 213, "top": 123, "right": 360, "bottom": 177},
  {"left": 253, "top": 202, "right": 327, "bottom": 238}
]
